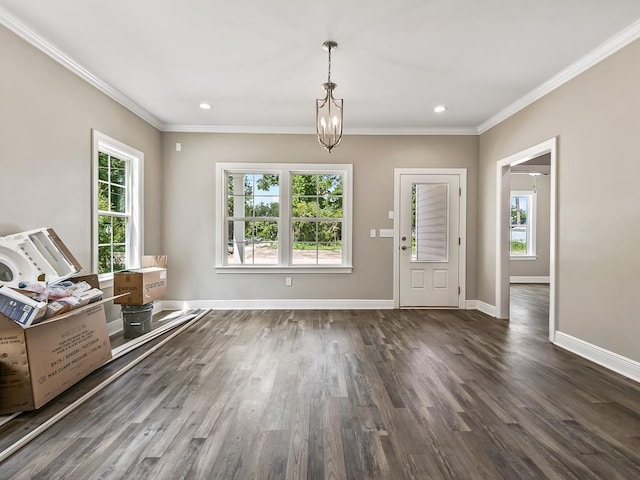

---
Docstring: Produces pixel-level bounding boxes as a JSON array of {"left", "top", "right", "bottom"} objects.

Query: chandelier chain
[{"left": 327, "top": 46, "right": 332, "bottom": 83}]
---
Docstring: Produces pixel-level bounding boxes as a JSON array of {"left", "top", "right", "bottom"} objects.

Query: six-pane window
[
  {"left": 291, "top": 174, "right": 343, "bottom": 265},
  {"left": 227, "top": 173, "right": 280, "bottom": 265}
]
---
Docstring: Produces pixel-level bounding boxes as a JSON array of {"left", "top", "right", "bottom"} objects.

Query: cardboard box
[
  {"left": 0, "top": 297, "right": 112, "bottom": 414},
  {"left": 0, "top": 274, "right": 104, "bottom": 327},
  {"left": 114, "top": 256, "right": 167, "bottom": 305},
  {"left": 0, "top": 286, "right": 48, "bottom": 326}
]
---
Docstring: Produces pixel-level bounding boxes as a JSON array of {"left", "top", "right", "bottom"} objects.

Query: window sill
[
  {"left": 510, "top": 255, "right": 537, "bottom": 261},
  {"left": 98, "top": 273, "right": 114, "bottom": 289},
  {"left": 215, "top": 265, "right": 353, "bottom": 274}
]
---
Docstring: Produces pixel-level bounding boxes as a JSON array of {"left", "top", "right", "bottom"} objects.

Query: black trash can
[{"left": 121, "top": 303, "right": 153, "bottom": 339}]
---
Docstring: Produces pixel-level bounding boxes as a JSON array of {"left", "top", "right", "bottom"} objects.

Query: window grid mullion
[{"left": 280, "top": 171, "right": 291, "bottom": 266}]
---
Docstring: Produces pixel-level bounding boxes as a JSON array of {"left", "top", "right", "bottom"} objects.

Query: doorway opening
[{"left": 495, "top": 138, "right": 557, "bottom": 342}]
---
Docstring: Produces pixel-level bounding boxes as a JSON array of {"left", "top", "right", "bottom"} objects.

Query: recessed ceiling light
[
  {"left": 199, "top": 103, "right": 212, "bottom": 110},
  {"left": 433, "top": 105, "right": 448, "bottom": 113}
]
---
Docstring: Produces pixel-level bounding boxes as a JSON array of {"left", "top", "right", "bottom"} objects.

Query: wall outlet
[{"left": 285, "top": 277, "right": 292, "bottom": 287}]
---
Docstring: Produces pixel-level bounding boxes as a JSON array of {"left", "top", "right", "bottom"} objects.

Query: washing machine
[{"left": 0, "top": 228, "right": 82, "bottom": 287}]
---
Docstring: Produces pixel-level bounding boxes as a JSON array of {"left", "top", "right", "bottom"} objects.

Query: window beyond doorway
[{"left": 510, "top": 190, "right": 536, "bottom": 258}]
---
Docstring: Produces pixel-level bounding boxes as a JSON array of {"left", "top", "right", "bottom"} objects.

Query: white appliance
[{"left": 0, "top": 228, "right": 82, "bottom": 287}]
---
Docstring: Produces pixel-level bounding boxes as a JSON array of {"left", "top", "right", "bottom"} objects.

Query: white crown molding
[
  {"left": 478, "top": 19, "right": 640, "bottom": 134},
  {"left": 163, "top": 124, "right": 315, "bottom": 134},
  {"left": 160, "top": 299, "right": 394, "bottom": 310},
  {"left": 0, "top": 7, "right": 480, "bottom": 139},
  {"left": 342, "top": 127, "right": 479, "bottom": 136},
  {"left": 0, "top": 6, "right": 163, "bottom": 130},
  {"left": 4, "top": 4, "right": 639, "bottom": 137},
  {"left": 162, "top": 124, "right": 478, "bottom": 135},
  {"left": 554, "top": 331, "right": 640, "bottom": 383}
]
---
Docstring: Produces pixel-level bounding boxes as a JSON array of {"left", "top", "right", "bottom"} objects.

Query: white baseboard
[
  {"left": 107, "top": 320, "right": 122, "bottom": 336},
  {"left": 465, "top": 300, "right": 477, "bottom": 310},
  {"left": 554, "top": 331, "right": 640, "bottom": 383},
  {"left": 510, "top": 276, "right": 550, "bottom": 283},
  {"left": 158, "top": 299, "right": 395, "bottom": 310},
  {"left": 475, "top": 300, "right": 497, "bottom": 317}
]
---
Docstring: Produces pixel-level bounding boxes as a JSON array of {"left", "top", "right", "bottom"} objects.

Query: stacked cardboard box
[
  {"left": 114, "top": 256, "right": 167, "bottom": 306},
  {"left": 0, "top": 228, "right": 113, "bottom": 414}
]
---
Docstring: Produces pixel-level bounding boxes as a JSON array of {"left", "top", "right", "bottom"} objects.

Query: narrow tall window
[
  {"left": 227, "top": 173, "right": 280, "bottom": 265},
  {"left": 291, "top": 173, "right": 343, "bottom": 265},
  {"left": 510, "top": 191, "right": 536, "bottom": 257},
  {"left": 92, "top": 131, "right": 143, "bottom": 278}
]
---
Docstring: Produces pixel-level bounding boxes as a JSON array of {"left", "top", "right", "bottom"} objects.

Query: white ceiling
[{"left": 2, "top": 0, "right": 640, "bottom": 134}]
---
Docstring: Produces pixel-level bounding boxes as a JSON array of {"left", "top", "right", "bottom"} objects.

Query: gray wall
[
  {"left": 479, "top": 38, "right": 640, "bottom": 362},
  {"left": 0, "top": 25, "right": 163, "bottom": 323},
  {"left": 510, "top": 174, "right": 550, "bottom": 278},
  {"left": 162, "top": 133, "right": 479, "bottom": 302},
  {"left": 9, "top": 13, "right": 636, "bottom": 366}
]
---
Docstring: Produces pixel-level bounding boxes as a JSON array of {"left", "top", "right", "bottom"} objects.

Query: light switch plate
[{"left": 379, "top": 229, "right": 394, "bottom": 238}]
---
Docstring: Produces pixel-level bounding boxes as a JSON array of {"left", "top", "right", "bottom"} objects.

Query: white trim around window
[
  {"left": 215, "top": 163, "right": 353, "bottom": 274},
  {"left": 92, "top": 130, "right": 144, "bottom": 282}
]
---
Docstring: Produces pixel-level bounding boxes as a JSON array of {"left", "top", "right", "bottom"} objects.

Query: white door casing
[
  {"left": 394, "top": 169, "right": 466, "bottom": 308},
  {"left": 495, "top": 137, "right": 557, "bottom": 341}
]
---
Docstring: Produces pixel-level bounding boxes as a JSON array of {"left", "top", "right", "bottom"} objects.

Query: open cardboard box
[
  {"left": 0, "top": 274, "right": 115, "bottom": 414},
  {"left": 114, "top": 255, "right": 167, "bottom": 306},
  {"left": 0, "top": 229, "right": 118, "bottom": 415}
]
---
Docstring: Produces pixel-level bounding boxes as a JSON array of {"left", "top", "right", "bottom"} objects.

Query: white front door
[{"left": 399, "top": 173, "right": 460, "bottom": 307}]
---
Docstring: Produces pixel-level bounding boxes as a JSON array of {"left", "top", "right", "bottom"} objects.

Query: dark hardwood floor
[{"left": 1, "top": 287, "right": 639, "bottom": 479}]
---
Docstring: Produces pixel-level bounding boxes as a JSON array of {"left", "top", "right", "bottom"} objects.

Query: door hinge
[
  {"left": 458, "top": 237, "right": 461, "bottom": 245},
  {"left": 458, "top": 286, "right": 461, "bottom": 295},
  {"left": 459, "top": 187, "right": 462, "bottom": 196}
]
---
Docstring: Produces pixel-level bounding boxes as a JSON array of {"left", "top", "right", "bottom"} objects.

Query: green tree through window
[
  {"left": 220, "top": 164, "right": 350, "bottom": 268},
  {"left": 292, "top": 174, "right": 343, "bottom": 265},
  {"left": 226, "top": 173, "right": 280, "bottom": 265},
  {"left": 510, "top": 194, "right": 532, "bottom": 255},
  {"left": 97, "top": 151, "right": 128, "bottom": 274}
]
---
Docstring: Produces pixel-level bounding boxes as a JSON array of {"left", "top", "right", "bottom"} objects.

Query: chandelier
[{"left": 316, "top": 41, "right": 343, "bottom": 153}]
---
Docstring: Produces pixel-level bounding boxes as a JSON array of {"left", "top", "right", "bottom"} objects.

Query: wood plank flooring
[{"left": 1, "top": 286, "right": 639, "bottom": 479}]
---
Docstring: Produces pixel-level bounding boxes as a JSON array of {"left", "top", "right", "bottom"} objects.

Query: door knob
[
  {"left": 401, "top": 246, "right": 407, "bottom": 250},
  {"left": 401, "top": 236, "right": 407, "bottom": 241}
]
